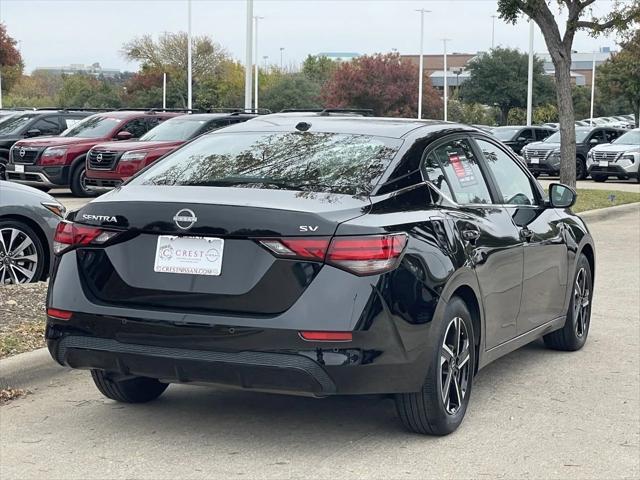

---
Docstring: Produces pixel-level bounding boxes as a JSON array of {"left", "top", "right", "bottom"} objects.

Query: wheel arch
[
  {"left": 579, "top": 241, "right": 595, "bottom": 280},
  {"left": 0, "top": 214, "right": 51, "bottom": 280}
]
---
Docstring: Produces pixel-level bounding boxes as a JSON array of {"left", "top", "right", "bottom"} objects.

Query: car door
[
  {"left": 422, "top": 135, "right": 524, "bottom": 348},
  {"left": 473, "top": 137, "right": 568, "bottom": 334},
  {"left": 513, "top": 128, "right": 534, "bottom": 154},
  {"left": 535, "top": 128, "right": 553, "bottom": 141}
]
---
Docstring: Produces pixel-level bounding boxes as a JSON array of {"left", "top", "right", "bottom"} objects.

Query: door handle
[
  {"left": 461, "top": 228, "right": 480, "bottom": 242},
  {"left": 520, "top": 228, "right": 534, "bottom": 241}
]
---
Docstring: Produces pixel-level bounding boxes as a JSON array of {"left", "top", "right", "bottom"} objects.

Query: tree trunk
[{"left": 553, "top": 56, "right": 577, "bottom": 188}]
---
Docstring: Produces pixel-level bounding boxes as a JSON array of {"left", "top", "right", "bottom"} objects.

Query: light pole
[
  {"left": 263, "top": 56, "right": 269, "bottom": 69},
  {"left": 491, "top": 15, "right": 497, "bottom": 50},
  {"left": 416, "top": 9, "right": 431, "bottom": 119},
  {"left": 254, "top": 15, "right": 264, "bottom": 109},
  {"left": 589, "top": 51, "right": 596, "bottom": 126},
  {"left": 162, "top": 72, "right": 167, "bottom": 109},
  {"left": 526, "top": 19, "right": 534, "bottom": 126},
  {"left": 442, "top": 38, "right": 451, "bottom": 121},
  {"left": 280, "top": 47, "right": 285, "bottom": 70},
  {"left": 187, "top": 0, "right": 192, "bottom": 110},
  {"left": 244, "top": 0, "right": 254, "bottom": 110}
]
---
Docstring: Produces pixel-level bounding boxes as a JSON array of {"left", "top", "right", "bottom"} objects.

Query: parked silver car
[
  {"left": 586, "top": 128, "right": 640, "bottom": 183},
  {"left": 0, "top": 181, "right": 65, "bottom": 284}
]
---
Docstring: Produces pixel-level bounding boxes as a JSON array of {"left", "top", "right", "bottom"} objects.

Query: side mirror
[
  {"left": 116, "top": 131, "right": 133, "bottom": 141},
  {"left": 25, "top": 128, "right": 42, "bottom": 138},
  {"left": 548, "top": 183, "right": 577, "bottom": 209},
  {"left": 517, "top": 136, "right": 527, "bottom": 142},
  {"left": 589, "top": 138, "right": 599, "bottom": 144}
]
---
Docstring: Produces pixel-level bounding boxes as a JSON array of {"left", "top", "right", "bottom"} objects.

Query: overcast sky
[{"left": 0, "top": 0, "right": 625, "bottom": 73}]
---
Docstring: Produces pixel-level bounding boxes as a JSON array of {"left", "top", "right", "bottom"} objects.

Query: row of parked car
[{"left": 0, "top": 108, "right": 638, "bottom": 198}]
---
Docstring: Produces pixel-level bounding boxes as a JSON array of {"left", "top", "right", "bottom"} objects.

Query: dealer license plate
[
  {"left": 154, "top": 236, "right": 224, "bottom": 276},
  {"left": 15, "top": 164, "right": 24, "bottom": 173},
  {"left": 599, "top": 161, "right": 609, "bottom": 167},
  {"left": 530, "top": 158, "right": 540, "bottom": 164}
]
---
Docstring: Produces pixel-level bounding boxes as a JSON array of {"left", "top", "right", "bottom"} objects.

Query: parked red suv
[
  {"left": 85, "top": 112, "right": 259, "bottom": 190},
  {"left": 5, "top": 110, "right": 182, "bottom": 196}
]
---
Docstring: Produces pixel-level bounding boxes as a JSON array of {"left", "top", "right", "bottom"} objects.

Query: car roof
[
  {"left": 222, "top": 112, "right": 452, "bottom": 139},
  {"left": 166, "top": 113, "right": 256, "bottom": 121},
  {"left": 92, "top": 110, "right": 181, "bottom": 119}
]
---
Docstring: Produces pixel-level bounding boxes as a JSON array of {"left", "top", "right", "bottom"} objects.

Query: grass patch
[
  {"left": 0, "top": 321, "right": 45, "bottom": 359},
  {"left": 573, "top": 189, "right": 640, "bottom": 213}
]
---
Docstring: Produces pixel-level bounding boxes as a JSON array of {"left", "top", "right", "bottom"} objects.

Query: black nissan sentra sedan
[{"left": 46, "top": 111, "right": 595, "bottom": 435}]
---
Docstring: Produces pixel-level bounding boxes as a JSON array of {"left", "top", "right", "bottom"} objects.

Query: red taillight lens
[
  {"left": 259, "top": 237, "right": 330, "bottom": 260},
  {"left": 326, "top": 233, "right": 408, "bottom": 275},
  {"left": 53, "top": 222, "right": 118, "bottom": 254},
  {"left": 47, "top": 308, "right": 73, "bottom": 320},
  {"left": 300, "top": 331, "right": 353, "bottom": 342}
]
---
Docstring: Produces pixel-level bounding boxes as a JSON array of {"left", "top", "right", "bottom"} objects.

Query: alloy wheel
[
  {"left": 0, "top": 227, "right": 39, "bottom": 284},
  {"left": 573, "top": 267, "right": 590, "bottom": 337},
  {"left": 440, "top": 317, "right": 471, "bottom": 415}
]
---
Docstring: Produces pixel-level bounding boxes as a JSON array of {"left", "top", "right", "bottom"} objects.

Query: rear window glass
[{"left": 132, "top": 132, "right": 402, "bottom": 195}]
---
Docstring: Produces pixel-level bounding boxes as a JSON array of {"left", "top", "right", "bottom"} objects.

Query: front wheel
[
  {"left": 70, "top": 162, "right": 94, "bottom": 197},
  {"left": 395, "top": 296, "right": 475, "bottom": 435},
  {"left": 91, "top": 370, "right": 168, "bottom": 403},
  {"left": 0, "top": 158, "right": 7, "bottom": 180},
  {"left": 544, "top": 253, "right": 593, "bottom": 351},
  {"left": 592, "top": 174, "right": 607, "bottom": 183},
  {"left": 576, "top": 158, "right": 587, "bottom": 180}
]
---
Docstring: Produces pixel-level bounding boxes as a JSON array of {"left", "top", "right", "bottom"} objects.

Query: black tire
[
  {"left": 91, "top": 370, "right": 168, "bottom": 403},
  {"left": 592, "top": 175, "right": 607, "bottom": 183},
  {"left": 544, "top": 253, "right": 593, "bottom": 351},
  {"left": 0, "top": 158, "right": 7, "bottom": 180},
  {"left": 0, "top": 219, "right": 46, "bottom": 284},
  {"left": 395, "top": 296, "right": 475, "bottom": 435},
  {"left": 69, "top": 161, "right": 94, "bottom": 197},
  {"left": 576, "top": 157, "right": 587, "bottom": 180}
]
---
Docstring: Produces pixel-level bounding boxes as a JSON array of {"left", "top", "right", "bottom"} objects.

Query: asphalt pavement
[{"left": 0, "top": 206, "right": 638, "bottom": 480}]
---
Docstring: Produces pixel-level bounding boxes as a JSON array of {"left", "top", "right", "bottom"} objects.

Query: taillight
[
  {"left": 258, "top": 233, "right": 407, "bottom": 276},
  {"left": 259, "top": 237, "right": 330, "bottom": 261},
  {"left": 53, "top": 221, "right": 119, "bottom": 254},
  {"left": 327, "top": 234, "right": 408, "bottom": 275},
  {"left": 47, "top": 308, "right": 73, "bottom": 320}
]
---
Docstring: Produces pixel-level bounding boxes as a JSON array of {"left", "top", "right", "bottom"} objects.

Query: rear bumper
[
  {"left": 85, "top": 177, "right": 123, "bottom": 190},
  {"left": 5, "top": 163, "right": 70, "bottom": 187},
  {"left": 46, "top": 311, "right": 437, "bottom": 396}
]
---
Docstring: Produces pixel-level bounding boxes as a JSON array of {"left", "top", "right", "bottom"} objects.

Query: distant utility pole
[
  {"left": 244, "top": 0, "right": 254, "bottom": 110},
  {"left": 526, "top": 19, "right": 534, "bottom": 126},
  {"left": 280, "top": 47, "right": 285, "bottom": 70},
  {"left": 442, "top": 38, "right": 451, "bottom": 121},
  {"left": 254, "top": 15, "right": 264, "bottom": 109},
  {"left": 416, "top": 9, "right": 431, "bottom": 119},
  {"left": 590, "top": 51, "right": 596, "bottom": 125},
  {"left": 187, "top": 0, "right": 192, "bottom": 110},
  {"left": 162, "top": 73, "right": 167, "bottom": 109},
  {"left": 491, "top": 15, "right": 497, "bottom": 49}
]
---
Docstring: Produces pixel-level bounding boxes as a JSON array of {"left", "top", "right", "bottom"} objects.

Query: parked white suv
[{"left": 586, "top": 128, "right": 640, "bottom": 182}]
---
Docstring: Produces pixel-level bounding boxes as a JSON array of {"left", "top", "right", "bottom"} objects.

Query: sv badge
[{"left": 299, "top": 225, "right": 319, "bottom": 232}]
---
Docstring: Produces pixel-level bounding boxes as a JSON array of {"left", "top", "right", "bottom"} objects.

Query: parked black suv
[
  {"left": 522, "top": 126, "right": 626, "bottom": 179},
  {"left": 491, "top": 126, "right": 555, "bottom": 155},
  {"left": 0, "top": 110, "right": 92, "bottom": 179},
  {"left": 46, "top": 113, "right": 595, "bottom": 435}
]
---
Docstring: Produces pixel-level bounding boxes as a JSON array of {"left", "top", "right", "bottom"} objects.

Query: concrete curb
[
  {"left": 0, "top": 347, "right": 65, "bottom": 390},
  {"left": 578, "top": 202, "right": 640, "bottom": 223}
]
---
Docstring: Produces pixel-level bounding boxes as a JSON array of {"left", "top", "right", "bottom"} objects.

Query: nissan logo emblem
[
  {"left": 173, "top": 208, "right": 198, "bottom": 230},
  {"left": 19, "top": 148, "right": 25, "bottom": 158},
  {"left": 96, "top": 153, "right": 103, "bottom": 162}
]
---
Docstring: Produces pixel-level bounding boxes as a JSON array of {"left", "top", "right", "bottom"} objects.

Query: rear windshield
[
  {"left": 139, "top": 117, "right": 207, "bottom": 142},
  {"left": 0, "top": 113, "right": 38, "bottom": 135},
  {"left": 132, "top": 132, "right": 402, "bottom": 195},
  {"left": 61, "top": 115, "right": 123, "bottom": 138}
]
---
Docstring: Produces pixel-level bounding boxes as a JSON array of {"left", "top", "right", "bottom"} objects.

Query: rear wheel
[
  {"left": 0, "top": 220, "right": 46, "bottom": 284},
  {"left": 544, "top": 253, "right": 593, "bottom": 351},
  {"left": 91, "top": 370, "right": 168, "bottom": 403},
  {"left": 395, "top": 296, "right": 475, "bottom": 435},
  {"left": 70, "top": 161, "right": 94, "bottom": 197},
  {"left": 592, "top": 174, "right": 607, "bottom": 183}
]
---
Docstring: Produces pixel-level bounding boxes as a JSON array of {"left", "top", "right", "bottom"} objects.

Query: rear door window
[
  {"left": 120, "top": 118, "right": 148, "bottom": 138},
  {"left": 423, "top": 137, "right": 493, "bottom": 205}
]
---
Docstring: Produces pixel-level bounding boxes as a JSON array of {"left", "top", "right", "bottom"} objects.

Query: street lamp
[
  {"left": 442, "top": 38, "right": 451, "bottom": 122},
  {"left": 280, "top": 47, "right": 285, "bottom": 70},
  {"left": 491, "top": 15, "right": 497, "bottom": 50},
  {"left": 590, "top": 51, "right": 596, "bottom": 126},
  {"left": 244, "top": 0, "right": 254, "bottom": 110},
  {"left": 187, "top": 0, "right": 192, "bottom": 110},
  {"left": 526, "top": 19, "right": 534, "bottom": 126},
  {"left": 254, "top": 15, "right": 264, "bottom": 109},
  {"left": 416, "top": 9, "right": 431, "bottom": 119},
  {"left": 453, "top": 67, "right": 463, "bottom": 97}
]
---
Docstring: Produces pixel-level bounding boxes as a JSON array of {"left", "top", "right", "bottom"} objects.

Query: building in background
[{"left": 34, "top": 62, "right": 121, "bottom": 78}]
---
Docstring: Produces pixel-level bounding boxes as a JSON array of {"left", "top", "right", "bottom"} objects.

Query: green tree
[
  {"left": 447, "top": 99, "right": 499, "bottom": 125},
  {"left": 597, "top": 31, "right": 640, "bottom": 126},
  {"left": 301, "top": 55, "right": 338, "bottom": 85},
  {"left": 497, "top": 0, "right": 640, "bottom": 187},
  {"left": 260, "top": 74, "right": 321, "bottom": 112},
  {"left": 533, "top": 104, "right": 558, "bottom": 123},
  {"left": 460, "top": 47, "right": 554, "bottom": 125},
  {"left": 58, "top": 74, "right": 121, "bottom": 108},
  {"left": 0, "top": 23, "right": 24, "bottom": 94}
]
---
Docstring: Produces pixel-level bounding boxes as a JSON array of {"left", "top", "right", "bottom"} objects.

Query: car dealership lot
[{"left": 1, "top": 206, "right": 638, "bottom": 480}]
